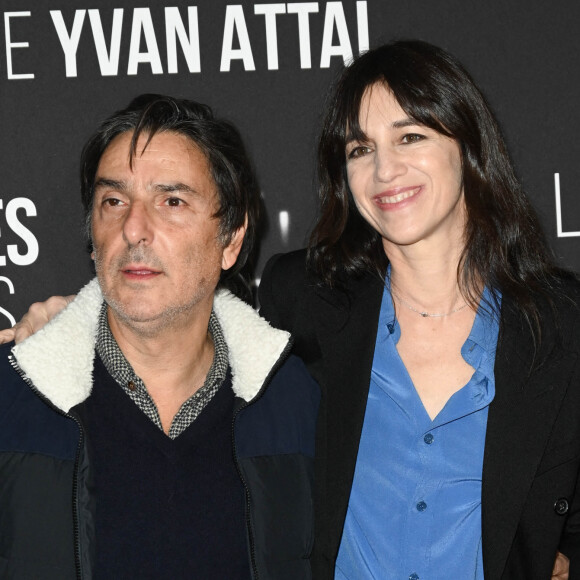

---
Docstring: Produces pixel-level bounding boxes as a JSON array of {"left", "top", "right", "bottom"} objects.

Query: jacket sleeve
[
  {"left": 556, "top": 290, "right": 580, "bottom": 577},
  {"left": 559, "top": 467, "right": 580, "bottom": 576}
]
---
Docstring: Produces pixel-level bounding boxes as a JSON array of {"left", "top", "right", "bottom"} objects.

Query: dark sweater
[{"left": 75, "top": 355, "right": 251, "bottom": 580}]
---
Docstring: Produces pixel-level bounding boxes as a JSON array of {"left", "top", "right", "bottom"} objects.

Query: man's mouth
[{"left": 121, "top": 265, "right": 162, "bottom": 278}]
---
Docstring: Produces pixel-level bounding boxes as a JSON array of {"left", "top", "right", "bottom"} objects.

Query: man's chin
[
  {"left": 109, "top": 305, "right": 166, "bottom": 325},
  {"left": 106, "top": 299, "right": 195, "bottom": 335}
]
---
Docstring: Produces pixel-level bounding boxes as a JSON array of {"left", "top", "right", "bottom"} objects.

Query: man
[{"left": 0, "top": 94, "right": 318, "bottom": 579}]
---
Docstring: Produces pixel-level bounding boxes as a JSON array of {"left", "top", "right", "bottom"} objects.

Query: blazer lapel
[
  {"left": 482, "top": 299, "right": 577, "bottom": 578},
  {"left": 310, "top": 271, "right": 384, "bottom": 554}
]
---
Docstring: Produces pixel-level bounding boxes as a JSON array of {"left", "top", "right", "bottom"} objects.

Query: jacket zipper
[
  {"left": 9, "top": 354, "right": 86, "bottom": 580},
  {"left": 231, "top": 339, "right": 294, "bottom": 580}
]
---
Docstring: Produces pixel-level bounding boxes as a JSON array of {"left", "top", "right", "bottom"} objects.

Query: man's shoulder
[
  {"left": 241, "top": 350, "right": 319, "bottom": 412},
  {"left": 269, "top": 352, "right": 320, "bottom": 426},
  {"left": 272, "top": 353, "right": 319, "bottom": 395},
  {"left": 0, "top": 341, "right": 46, "bottom": 417},
  {"left": 262, "top": 353, "right": 320, "bottom": 411},
  {"left": 238, "top": 352, "right": 319, "bottom": 456},
  {"left": 0, "top": 341, "right": 20, "bottom": 385},
  {"left": 0, "top": 340, "right": 13, "bottom": 357},
  {"left": 0, "top": 340, "right": 81, "bottom": 459}
]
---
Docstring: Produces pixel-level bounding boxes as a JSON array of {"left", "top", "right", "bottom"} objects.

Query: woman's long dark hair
[{"left": 309, "top": 40, "right": 569, "bottom": 335}]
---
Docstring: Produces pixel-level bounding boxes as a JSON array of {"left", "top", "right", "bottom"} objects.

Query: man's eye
[
  {"left": 103, "top": 198, "right": 122, "bottom": 207},
  {"left": 347, "top": 145, "right": 371, "bottom": 159},
  {"left": 165, "top": 197, "right": 184, "bottom": 207}
]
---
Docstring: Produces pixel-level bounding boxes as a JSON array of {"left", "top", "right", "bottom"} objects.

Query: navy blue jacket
[{"left": 0, "top": 279, "right": 319, "bottom": 579}]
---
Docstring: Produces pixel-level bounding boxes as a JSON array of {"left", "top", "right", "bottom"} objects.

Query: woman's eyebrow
[{"left": 391, "top": 118, "right": 420, "bottom": 129}]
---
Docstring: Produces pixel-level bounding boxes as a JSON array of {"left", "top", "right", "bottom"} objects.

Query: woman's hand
[
  {"left": 0, "top": 295, "right": 75, "bottom": 344},
  {"left": 552, "top": 551, "right": 570, "bottom": 579}
]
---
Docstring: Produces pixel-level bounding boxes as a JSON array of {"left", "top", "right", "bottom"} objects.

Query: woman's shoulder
[
  {"left": 261, "top": 249, "right": 308, "bottom": 286},
  {"left": 259, "top": 249, "right": 309, "bottom": 328},
  {"left": 535, "top": 273, "right": 580, "bottom": 348},
  {"left": 550, "top": 272, "right": 580, "bottom": 314}
]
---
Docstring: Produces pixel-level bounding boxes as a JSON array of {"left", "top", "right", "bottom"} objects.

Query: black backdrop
[{"left": 1, "top": 0, "right": 579, "bottom": 324}]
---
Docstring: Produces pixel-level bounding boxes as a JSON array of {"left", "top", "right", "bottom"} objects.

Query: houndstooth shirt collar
[{"left": 95, "top": 302, "right": 229, "bottom": 439}]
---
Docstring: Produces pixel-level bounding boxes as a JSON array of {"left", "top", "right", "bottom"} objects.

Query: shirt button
[
  {"left": 416, "top": 501, "right": 427, "bottom": 512},
  {"left": 423, "top": 433, "right": 434, "bottom": 444},
  {"left": 409, "top": 574, "right": 419, "bottom": 580},
  {"left": 127, "top": 380, "right": 136, "bottom": 391}
]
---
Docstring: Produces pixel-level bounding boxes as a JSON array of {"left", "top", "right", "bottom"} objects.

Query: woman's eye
[
  {"left": 401, "top": 133, "right": 425, "bottom": 144},
  {"left": 347, "top": 145, "right": 372, "bottom": 159}
]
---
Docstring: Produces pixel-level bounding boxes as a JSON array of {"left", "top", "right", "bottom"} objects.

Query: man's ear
[{"left": 221, "top": 215, "right": 247, "bottom": 271}]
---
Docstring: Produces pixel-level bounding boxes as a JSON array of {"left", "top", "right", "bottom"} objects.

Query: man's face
[{"left": 91, "top": 130, "right": 243, "bottom": 335}]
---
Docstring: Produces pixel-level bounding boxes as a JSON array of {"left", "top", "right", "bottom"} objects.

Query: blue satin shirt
[{"left": 335, "top": 285, "right": 500, "bottom": 580}]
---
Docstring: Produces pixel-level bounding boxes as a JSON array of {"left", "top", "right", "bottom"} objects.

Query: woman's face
[{"left": 345, "top": 83, "right": 466, "bottom": 256}]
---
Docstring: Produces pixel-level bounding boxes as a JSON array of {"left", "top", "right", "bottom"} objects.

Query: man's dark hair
[
  {"left": 80, "top": 94, "right": 260, "bottom": 298},
  {"left": 310, "top": 39, "right": 568, "bottom": 335}
]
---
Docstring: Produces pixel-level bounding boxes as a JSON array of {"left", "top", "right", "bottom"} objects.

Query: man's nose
[{"left": 122, "top": 202, "right": 154, "bottom": 247}]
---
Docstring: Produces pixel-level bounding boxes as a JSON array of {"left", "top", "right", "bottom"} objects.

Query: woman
[
  {"left": 258, "top": 41, "right": 580, "bottom": 579},
  {"left": 3, "top": 41, "right": 578, "bottom": 579}
]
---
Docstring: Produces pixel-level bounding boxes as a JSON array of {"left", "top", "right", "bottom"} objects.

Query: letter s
[
  {"left": 0, "top": 276, "right": 16, "bottom": 326},
  {"left": 6, "top": 197, "right": 39, "bottom": 266}
]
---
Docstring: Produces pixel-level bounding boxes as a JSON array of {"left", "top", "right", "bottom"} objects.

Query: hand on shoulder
[{"left": 0, "top": 295, "right": 76, "bottom": 344}]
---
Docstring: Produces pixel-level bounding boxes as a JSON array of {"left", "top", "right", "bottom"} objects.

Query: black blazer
[{"left": 259, "top": 249, "right": 580, "bottom": 580}]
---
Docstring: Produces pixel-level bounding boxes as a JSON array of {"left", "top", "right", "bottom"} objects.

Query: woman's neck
[{"left": 386, "top": 240, "right": 470, "bottom": 315}]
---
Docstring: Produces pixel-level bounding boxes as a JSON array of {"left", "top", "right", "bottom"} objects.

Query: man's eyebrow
[
  {"left": 153, "top": 182, "right": 198, "bottom": 194},
  {"left": 94, "top": 178, "right": 126, "bottom": 191},
  {"left": 93, "top": 179, "right": 201, "bottom": 195}
]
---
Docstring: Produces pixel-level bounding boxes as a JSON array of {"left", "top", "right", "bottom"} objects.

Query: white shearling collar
[
  {"left": 212, "top": 288, "right": 291, "bottom": 402},
  {"left": 11, "top": 279, "right": 291, "bottom": 413}
]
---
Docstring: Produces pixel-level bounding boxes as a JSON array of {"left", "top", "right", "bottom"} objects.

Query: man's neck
[{"left": 107, "top": 304, "right": 216, "bottom": 433}]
